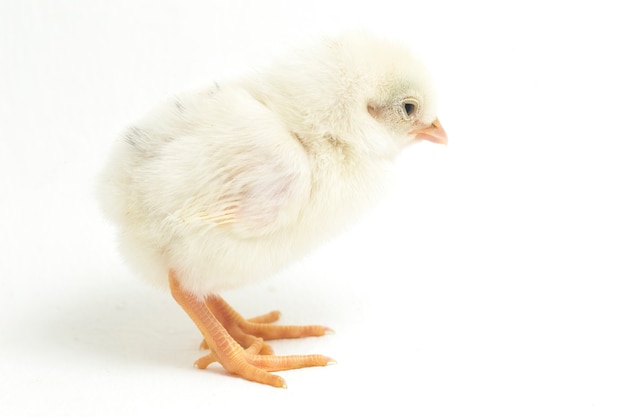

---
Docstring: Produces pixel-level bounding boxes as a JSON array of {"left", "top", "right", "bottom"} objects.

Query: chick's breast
[{"left": 100, "top": 86, "right": 317, "bottom": 295}]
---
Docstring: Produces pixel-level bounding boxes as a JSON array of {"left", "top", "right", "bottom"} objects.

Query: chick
[{"left": 99, "top": 33, "right": 447, "bottom": 388}]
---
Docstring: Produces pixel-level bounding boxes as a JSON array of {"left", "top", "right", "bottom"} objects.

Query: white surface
[{"left": 1, "top": 1, "right": 625, "bottom": 415}]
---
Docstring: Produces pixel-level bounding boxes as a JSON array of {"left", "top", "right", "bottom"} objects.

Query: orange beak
[{"left": 410, "top": 118, "right": 448, "bottom": 145}]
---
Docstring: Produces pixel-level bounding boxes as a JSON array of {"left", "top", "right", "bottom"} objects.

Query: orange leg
[
  {"left": 198, "top": 306, "right": 283, "bottom": 354},
  {"left": 200, "top": 293, "right": 332, "bottom": 355},
  {"left": 169, "top": 270, "right": 334, "bottom": 388}
]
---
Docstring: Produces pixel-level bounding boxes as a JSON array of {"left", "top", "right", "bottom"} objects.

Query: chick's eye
[{"left": 400, "top": 99, "right": 420, "bottom": 119}]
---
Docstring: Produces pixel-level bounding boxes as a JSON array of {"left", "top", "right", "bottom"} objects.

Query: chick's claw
[
  {"left": 195, "top": 337, "right": 267, "bottom": 369},
  {"left": 195, "top": 337, "right": 333, "bottom": 375},
  {"left": 204, "top": 294, "right": 330, "bottom": 345},
  {"left": 247, "top": 310, "right": 281, "bottom": 324},
  {"left": 169, "top": 272, "right": 333, "bottom": 387},
  {"left": 200, "top": 300, "right": 280, "bottom": 355}
]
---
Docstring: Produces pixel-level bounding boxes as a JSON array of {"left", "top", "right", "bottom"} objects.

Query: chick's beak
[{"left": 411, "top": 118, "right": 448, "bottom": 145}]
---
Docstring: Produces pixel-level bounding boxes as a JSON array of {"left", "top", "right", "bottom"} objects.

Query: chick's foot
[
  {"left": 169, "top": 271, "right": 334, "bottom": 388},
  {"left": 200, "top": 293, "right": 331, "bottom": 355}
]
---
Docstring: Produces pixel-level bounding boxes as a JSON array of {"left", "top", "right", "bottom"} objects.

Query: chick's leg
[
  {"left": 201, "top": 293, "right": 331, "bottom": 355},
  {"left": 169, "top": 271, "right": 333, "bottom": 388},
  {"left": 198, "top": 303, "right": 284, "bottom": 354}
]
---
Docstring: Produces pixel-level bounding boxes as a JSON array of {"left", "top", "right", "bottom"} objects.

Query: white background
[{"left": 1, "top": 1, "right": 625, "bottom": 415}]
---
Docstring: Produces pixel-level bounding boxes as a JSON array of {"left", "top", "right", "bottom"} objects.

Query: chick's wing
[{"left": 148, "top": 87, "right": 312, "bottom": 240}]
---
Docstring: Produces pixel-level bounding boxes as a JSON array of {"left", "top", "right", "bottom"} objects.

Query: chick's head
[{"left": 251, "top": 33, "right": 446, "bottom": 156}]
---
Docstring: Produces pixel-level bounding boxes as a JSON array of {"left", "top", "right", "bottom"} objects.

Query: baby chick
[{"left": 99, "top": 33, "right": 447, "bottom": 388}]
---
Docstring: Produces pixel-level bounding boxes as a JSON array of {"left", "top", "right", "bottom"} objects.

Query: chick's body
[
  {"left": 99, "top": 33, "right": 446, "bottom": 387},
  {"left": 102, "top": 84, "right": 390, "bottom": 295}
]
